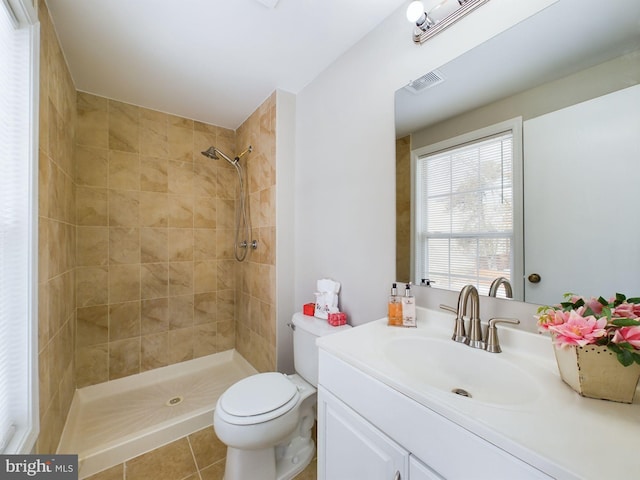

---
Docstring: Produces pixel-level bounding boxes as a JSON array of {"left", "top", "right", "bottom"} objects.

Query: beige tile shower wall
[
  {"left": 74, "top": 92, "right": 239, "bottom": 387},
  {"left": 37, "top": 0, "right": 78, "bottom": 453},
  {"left": 235, "top": 93, "right": 277, "bottom": 372},
  {"left": 395, "top": 135, "right": 410, "bottom": 284}
]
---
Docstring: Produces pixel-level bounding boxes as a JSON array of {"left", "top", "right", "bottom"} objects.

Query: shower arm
[{"left": 235, "top": 145, "right": 253, "bottom": 161}]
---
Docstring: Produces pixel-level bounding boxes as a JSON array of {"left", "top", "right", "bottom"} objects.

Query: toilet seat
[{"left": 217, "top": 372, "right": 300, "bottom": 426}]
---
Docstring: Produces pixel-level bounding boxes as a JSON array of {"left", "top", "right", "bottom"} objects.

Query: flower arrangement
[{"left": 537, "top": 293, "right": 640, "bottom": 367}]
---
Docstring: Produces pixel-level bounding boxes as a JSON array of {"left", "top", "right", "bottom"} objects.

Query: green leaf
[
  {"left": 608, "top": 343, "right": 622, "bottom": 355},
  {"left": 598, "top": 296, "right": 609, "bottom": 306},
  {"left": 609, "top": 343, "right": 640, "bottom": 367},
  {"left": 615, "top": 293, "right": 627, "bottom": 305},
  {"left": 601, "top": 306, "right": 612, "bottom": 320},
  {"left": 627, "top": 297, "right": 640, "bottom": 304},
  {"left": 617, "top": 349, "right": 635, "bottom": 367},
  {"left": 618, "top": 342, "right": 635, "bottom": 351},
  {"left": 561, "top": 297, "right": 584, "bottom": 311},
  {"left": 611, "top": 318, "right": 640, "bottom": 327}
]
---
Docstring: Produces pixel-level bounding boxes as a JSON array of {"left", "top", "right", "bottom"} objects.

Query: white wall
[
  {"left": 293, "top": 0, "right": 558, "bottom": 326},
  {"left": 275, "top": 90, "right": 297, "bottom": 372}
]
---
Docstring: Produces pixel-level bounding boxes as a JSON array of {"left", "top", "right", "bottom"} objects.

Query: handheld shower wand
[{"left": 200, "top": 145, "right": 255, "bottom": 261}]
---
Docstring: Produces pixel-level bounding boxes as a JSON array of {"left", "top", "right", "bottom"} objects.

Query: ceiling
[
  {"left": 395, "top": 0, "right": 640, "bottom": 137},
  {"left": 45, "top": 0, "right": 407, "bottom": 130}
]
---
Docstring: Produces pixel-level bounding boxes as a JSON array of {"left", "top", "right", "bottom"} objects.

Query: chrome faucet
[
  {"left": 440, "top": 285, "right": 481, "bottom": 347},
  {"left": 488, "top": 277, "right": 513, "bottom": 298},
  {"left": 440, "top": 284, "right": 521, "bottom": 353},
  {"left": 459, "top": 285, "right": 484, "bottom": 349}
]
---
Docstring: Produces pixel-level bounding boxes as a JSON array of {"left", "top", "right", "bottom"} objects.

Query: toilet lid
[{"left": 219, "top": 372, "right": 299, "bottom": 422}]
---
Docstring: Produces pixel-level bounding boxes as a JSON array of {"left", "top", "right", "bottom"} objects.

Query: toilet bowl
[
  {"left": 213, "top": 312, "right": 350, "bottom": 480},
  {"left": 214, "top": 372, "right": 316, "bottom": 480}
]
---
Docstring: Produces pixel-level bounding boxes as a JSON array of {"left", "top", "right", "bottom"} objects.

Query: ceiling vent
[{"left": 404, "top": 70, "right": 445, "bottom": 94}]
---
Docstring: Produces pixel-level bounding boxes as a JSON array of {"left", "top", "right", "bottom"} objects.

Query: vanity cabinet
[
  {"left": 318, "top": 387, "right": 409, "bottom": 480},
  {"left": 318, "top": 385, "right": 445, "bottom": 480},
  {"left": 317, "top": 349, "right": 552, "bottom": 480},
  {"left": 409, "top": 457, "right": 444, "bottom": 480}
]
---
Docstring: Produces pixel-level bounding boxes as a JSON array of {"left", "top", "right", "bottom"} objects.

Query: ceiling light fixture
[{"left": 407, "top": 0, "right": 490, "bottom": 44}]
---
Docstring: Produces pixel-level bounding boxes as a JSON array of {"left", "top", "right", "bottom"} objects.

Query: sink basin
[{"left": 384, "top": 336, "right": 541, "bottom": 406}]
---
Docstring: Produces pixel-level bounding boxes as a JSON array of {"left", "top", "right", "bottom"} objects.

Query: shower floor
[{"left": 57, "top": 349, "right": 257, "bottom": 479}]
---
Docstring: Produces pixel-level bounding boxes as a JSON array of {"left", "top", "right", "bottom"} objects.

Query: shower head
[
  {"left": 201, "top": 146, "right": 236, "bottom": 165},
  {"left": 201, "top": 146, "right": 218, "bottom": 160}
]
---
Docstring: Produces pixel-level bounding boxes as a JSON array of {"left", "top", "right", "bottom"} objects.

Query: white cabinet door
[
  {"left": 318, "top": 387, "right": 409, "bottom": 480},
  {"left": 409, "top": 456, "right": 444, "bottom": 480}
]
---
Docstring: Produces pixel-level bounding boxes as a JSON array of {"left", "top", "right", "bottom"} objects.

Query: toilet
[{"left": 213, "top": 312, "right": 350, "bottom": 480}]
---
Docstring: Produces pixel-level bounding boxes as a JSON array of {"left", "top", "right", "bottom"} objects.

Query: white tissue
[{"left": 314, "top": 278, "right": 341, "bottom": 319}]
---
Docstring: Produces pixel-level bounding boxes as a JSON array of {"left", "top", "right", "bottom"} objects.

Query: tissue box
[
  {"left": 303, "top": 303, "right": 315, "bottom": 316},
  {"left": 328, "top": 312, "right": 347, "bottom": 326}
]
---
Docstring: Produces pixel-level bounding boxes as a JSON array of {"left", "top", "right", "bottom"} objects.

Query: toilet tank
[{"left": 291, "top": 312, "right": 351, "bottom": 386}]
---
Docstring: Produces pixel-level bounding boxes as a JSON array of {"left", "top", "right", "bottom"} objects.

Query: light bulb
[
  {"left": 426, "top": 0, "right": 460, "bottom": 23},
  {"left": 406, "top": 1, "right": 425, "bottom": 23}
]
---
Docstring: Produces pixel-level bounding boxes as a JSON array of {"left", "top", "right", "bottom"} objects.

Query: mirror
[{"left": 395, "top": 0, "right": 640, "bottom": 305}]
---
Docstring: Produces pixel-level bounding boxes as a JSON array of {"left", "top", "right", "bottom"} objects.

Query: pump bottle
[
  {"left": 387, "top": 283, "right": 402, "bottom": 326},
  {"left": 401, "top": 283, "right": 416, "bottom": 327}
]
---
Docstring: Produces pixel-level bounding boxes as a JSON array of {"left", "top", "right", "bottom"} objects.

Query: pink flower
[
  {"left": 537, "top": 308, "right": 569, "bottom": 331},
  {"left": 583, "top": 297, "right": 604, "bottom": 315},
  {"left": 613, "top": 303, "right": 640, "bottom": 319},
  {"left": 611, "top": 326, "right": 640, "bottom": 349},
  {"left": 548, "top": 311, "right": 608, "bottom": 347}
]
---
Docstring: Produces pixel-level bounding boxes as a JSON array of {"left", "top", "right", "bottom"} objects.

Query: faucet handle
[
  {"left": 439, "top": 304, "right": 467, "bottom": 343},
  {"left": 485, "top": 318, "right": 520, "bottom": 353}
]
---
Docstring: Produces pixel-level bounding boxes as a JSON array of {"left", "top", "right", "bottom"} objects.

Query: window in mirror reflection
[{"left": 412, "top": 119, "right": 523, "bottom": 298}]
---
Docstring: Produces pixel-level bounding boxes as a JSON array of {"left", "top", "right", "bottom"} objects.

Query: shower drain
[{"left": 165, "top": 396, "right": 184, "bottom": 407}]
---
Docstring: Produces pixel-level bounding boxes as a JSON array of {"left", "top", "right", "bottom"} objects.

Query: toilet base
[
  {"left": 275, "top": 436, "right": 315, "bottom": 480},
  {"left": 224, "top": 446, "right": 275, "bottom": 480},
  {"left": 223, "top": 436, "right": 315, "bottom": 480}
]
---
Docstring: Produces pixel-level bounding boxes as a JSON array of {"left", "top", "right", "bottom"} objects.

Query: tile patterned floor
[{"left": 85, "top": 425, "right": 317, "bottom": 480}]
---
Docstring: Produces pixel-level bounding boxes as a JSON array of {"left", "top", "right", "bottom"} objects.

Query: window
[
  {"left": 412, "top": 119, "right": 523, "bottom": 298},
  {"left": 0, "top": 0, "right": 39, "bottom": 454}
]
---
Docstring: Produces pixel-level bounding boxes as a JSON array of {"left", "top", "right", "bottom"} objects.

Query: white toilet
[{"left": 213, "top": 312, "right": 350, "bottom": 480}]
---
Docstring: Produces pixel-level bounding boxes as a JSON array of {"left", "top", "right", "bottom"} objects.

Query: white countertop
[{"left": 316, "top": 307, "right": 640, "bottom": 479}]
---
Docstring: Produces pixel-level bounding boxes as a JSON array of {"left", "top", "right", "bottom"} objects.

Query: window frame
[
  {"left": 0, "top": 0, "right": 39, "bottom": 454},
  {"left": 410, "top": 118, "right": 524, "bottom": 299}
]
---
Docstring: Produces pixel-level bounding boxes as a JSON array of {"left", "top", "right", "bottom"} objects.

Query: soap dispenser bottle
[
  {"left": 388, "top": 283, "right": 402, "bottom": 326},
  {"left": 402, "top": 283, "right": 417, "bottom": 328}
]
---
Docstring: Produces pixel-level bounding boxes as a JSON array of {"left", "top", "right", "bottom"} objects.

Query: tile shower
[
  {"left": 74, "top": 92, "right": 240, "bottom": 386},
  {"left": 36, "top": 0, "right": 279, "bottom": 467}
]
